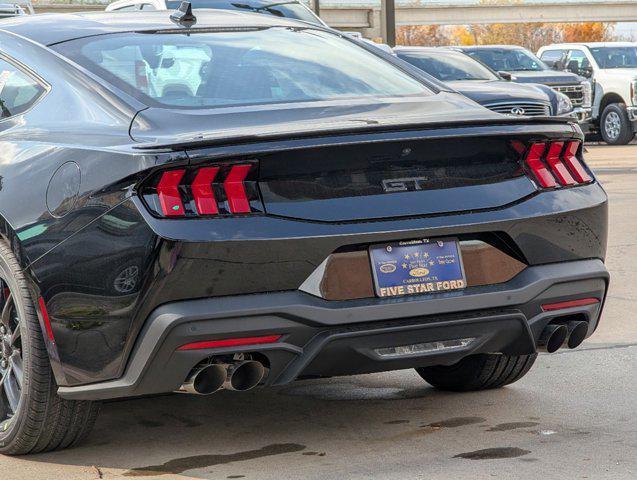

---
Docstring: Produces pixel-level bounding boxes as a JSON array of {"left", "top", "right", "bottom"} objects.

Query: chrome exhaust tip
[
  {"left": 180, "top": 364, "right": 227, "bottom": 395},
  {"left": 564, "top": 320, "right": 589, "bottom": 349},
  {"left": 537, "top": 324, "right": 568, "bottom": 353},
  {"left": 224, "top": 360, "right": 266, "bottom": 392}
]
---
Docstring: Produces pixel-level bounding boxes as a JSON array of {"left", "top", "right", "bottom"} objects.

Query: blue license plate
[{"left": 369, "top": 238, "right": 466, "bottom": 298}]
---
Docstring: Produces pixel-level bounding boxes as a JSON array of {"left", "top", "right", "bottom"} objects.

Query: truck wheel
[
  {"left": 600, "top": 103, "right": 635, "bottom": 145},
  {"left": 0, "top": 240, "right": 99, "bottom": 455},
  {"left": 416, "top": 353, "right": 537, "bottom": 392}
]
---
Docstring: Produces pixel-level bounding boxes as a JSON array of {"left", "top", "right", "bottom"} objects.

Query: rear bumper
[{"left": 58, "top": 259, "right": 608, "bottom": 401}]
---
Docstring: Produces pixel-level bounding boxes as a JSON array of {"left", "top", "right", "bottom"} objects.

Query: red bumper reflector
[
  {"left": 191, "top": 166, "right": 220, "bottom": 215},
  {"left": 157, "top": 169, "right": 186, "bottom": 216},
  {"left": 177, "top": 335, "right": 282, "bottom": 351},
  {"left": 562, "top": 141, "right": 592, "bottom": 184},
  {"left": 525, "top": 143, "right": 557, "bottom": 188},
  {"left": 38, "top": 297, "right": 55, "bottom": 342},
  {"left": 224, "top": 164, "right": 252, "bottom": 213},
  {"left": 541, "top": 298, "right": 600, "bottom": 312}
]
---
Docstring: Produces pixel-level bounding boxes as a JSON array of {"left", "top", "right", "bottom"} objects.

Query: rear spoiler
[{"left": 132, "top": 116, "right": 579, "bottom": 152}]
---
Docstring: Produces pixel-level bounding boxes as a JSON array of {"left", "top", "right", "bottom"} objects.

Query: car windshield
[
  {"left": 466, "top": 48, "right": 548, "bottom": 72},
  {"left": 397, "top": 50, "right": 498, "bottom": 81},
  {"left": 589, "top": 46, "right": 637, "bottom": 69},
  {"left": 165, "top": 0, "right": 322, "bottom": 25},
  {"left": 53, "top": 28, "right": 430, "bottom": 109}
]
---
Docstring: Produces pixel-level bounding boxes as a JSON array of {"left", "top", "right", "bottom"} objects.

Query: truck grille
[
  {"left": 485, "top": 102, "right": 551, "bottom": 117},
  {"left": 553, "top": 84, "right": 584, "bottom": 106}
]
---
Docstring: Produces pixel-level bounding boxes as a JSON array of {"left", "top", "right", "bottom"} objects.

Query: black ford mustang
[{"left": 0, "top": 8, "right": 608, "bottom": 454}]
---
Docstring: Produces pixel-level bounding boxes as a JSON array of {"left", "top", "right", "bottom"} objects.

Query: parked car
[
  {"left": 0, "top": 0, "right": 33, "bottom": 18},
  {"left": 0, "top": 8, "right": 608, "bottom": 454},
  {"left": 538, "top": 42, "right": 637, "bottom": 145},
  {"left": 455, "top": 45, "right": 593, "bottom": 130},
  {"left": 105, "top": 0, "right": 326, "bottom": 26},
  {"left": 395, "top": 47, "right": 575, "bottom": 119}
]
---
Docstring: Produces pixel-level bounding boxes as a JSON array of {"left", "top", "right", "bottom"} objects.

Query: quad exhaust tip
[
  {"left": 223, "top": 360, "right": 266, "bottom": 392},
  {"left": 564, "top": 320, "right": 588, "bottom": 349},
  {"left": 180, "top": 360, "right": 266, "bottom": 395},
  {"left": 538, "top": 324, "right": 569, "bottom": 353},
  {"left": 181, "top": 364, "right": 227, "bottom": 395},
  {"left": 538, "top": 320, "right": 589, "bottom": 353}
]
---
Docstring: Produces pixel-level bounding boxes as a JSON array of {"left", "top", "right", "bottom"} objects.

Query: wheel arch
[{"left": 599, "top": 92, "right": 626, "bottom": 115}]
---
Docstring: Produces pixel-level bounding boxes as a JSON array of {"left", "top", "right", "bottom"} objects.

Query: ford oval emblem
[
  {"left": 380, "top": 263, "right": 397, "bottom": 274},
  {"left": 409, "top": 267, "right": 430, "bottom": 277}
]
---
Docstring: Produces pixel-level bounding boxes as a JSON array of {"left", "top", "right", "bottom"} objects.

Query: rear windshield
[
  {"left": 53, "top": 28, "right": 430, "bottom": 109},
  {"left": 397, "top": 51, "right": 498, "bottom": 81},
  {"left": 589, "top": 47, "right": 637, "bottom": 69}
]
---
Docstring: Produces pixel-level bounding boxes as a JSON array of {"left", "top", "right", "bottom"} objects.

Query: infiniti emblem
[{"left": 510, "top": 107, "right": 526, "bottom": 116}]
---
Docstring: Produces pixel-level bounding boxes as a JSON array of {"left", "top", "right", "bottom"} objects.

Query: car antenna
[{"left": 170, "top": 1, "right": 197, "bottom": 27}]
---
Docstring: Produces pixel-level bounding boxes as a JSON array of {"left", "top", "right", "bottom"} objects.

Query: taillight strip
[
  {"left": 545, "top": 141, "right": 576, "bottom": 186},
  {"left": 562, "top": 141, "right": 592, "bottom": 184},
  {"left": 525, "top": 143, "right": 557, "bottom": 188},
  {"left": 191, "top": 166, "right": 220, "bottom": 215},
  {"left": 157, "top": 169, "right": 186, "bottom": 217},
  {"left": 224, "top": 164, "right": 252, "bottom": 214}
]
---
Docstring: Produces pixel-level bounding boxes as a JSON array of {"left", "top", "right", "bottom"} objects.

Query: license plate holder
[{"left": 369, "top": 238, "right": 466, "bottom": 298}]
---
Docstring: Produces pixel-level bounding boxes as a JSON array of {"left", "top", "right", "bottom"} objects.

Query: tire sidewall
[
  {"left": 0, "top": 245, "right": 41, "bottom": 450},
  {"left": 600, "top": 103, "right": 634, "bottom": 145}
]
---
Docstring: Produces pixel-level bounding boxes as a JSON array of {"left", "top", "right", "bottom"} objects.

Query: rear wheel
[
  {"left": 416, "top": 353, "right": 537, "bottom": 392},
  {"left": 600, "top": 103, "right": 635, "bottom": 145},
  {"left": 0, "top": 240, "right": 99, "bottom": 455}
]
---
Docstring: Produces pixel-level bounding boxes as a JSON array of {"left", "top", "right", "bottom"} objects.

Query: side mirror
[
  {"left": 550, "top": 60, "right": 564, "bottom": 71},
  {"left": 498, "top": 71, "right": 512, "bottom": 81},
  {"left": 567, "top": 60, "right": 580, "bottom": 75}
]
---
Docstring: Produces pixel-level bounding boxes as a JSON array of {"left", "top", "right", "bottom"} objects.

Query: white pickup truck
[{"left": 538, "top": 42, "right": 637, "bottom": 145}]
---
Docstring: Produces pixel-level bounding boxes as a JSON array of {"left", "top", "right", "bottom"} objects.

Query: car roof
[
  {"left": 394, "top": 46, "right": 457, "bottom": 53},
  {"left": 457, "top": 45, "right": 527, "bottom": 51},
  {"left": 0, "top": 10, "right": 312, "bottom": 46},
  {"left": 541, "top": 42, "right": 637, "bottom": 49}
]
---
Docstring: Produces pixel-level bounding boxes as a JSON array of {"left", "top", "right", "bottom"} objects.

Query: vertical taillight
[
  {"left": 224, "top": 164, "right": 252, "bottom": 214},
  {"left": 147, "top": 161, "right": 262, "bottom": 218},
  {"left": 524, "top": 143, "right": 557, "bottom": 188},
  {"left": 157, "top": 169, "right": 186, "bottom": 217},
  {"left": 562, "top": 141, "right": 592, "bottom": 184},
  {"left": 191, "top": 167, "right": 220, "bottom": 215},
  {"left": 518, "top": 140, "right": 592, "bottom": 190}
]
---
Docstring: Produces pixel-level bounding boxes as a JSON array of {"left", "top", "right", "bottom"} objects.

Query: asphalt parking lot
[{"left": 1, "top": 145, "right": 636, "bottom": 480}]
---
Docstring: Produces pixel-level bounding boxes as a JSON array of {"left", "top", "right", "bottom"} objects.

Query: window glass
[
  {"left": 397, "top": 51, "right": 498, "bottom": 81},
  {"left": 539, "top": 50, "right": 566, "bottom": 68},
  {"left": 466, "top": 48, "right": 548, "bottom": 72},
  {"left": 164, "top": 0, "right": 323, "bottom": 25},
  {"left": 139, "top": 3, "right": 156, "bottom": 10},
  {"left": 114, "top": 4, "right": 140, "bottom": 10},
  {"left": 566, "top": 50, "right": 592, "bottom": 76},
  {"left": 0, "top": 58, "right": 45, "bottom": 119},
  {"left": 54, "top": 28, "right": 430, "bottom": 109},
  {"left": 589, "top": 47, "right": 637, "bottom": 69}
]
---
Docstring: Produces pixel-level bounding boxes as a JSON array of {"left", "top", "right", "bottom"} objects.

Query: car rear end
[
  {"left": 48, "top": 19, "right": 608, "bottom": 400},
  {"left": 56, "top": 113, "right": 608, "bottom": 399}
]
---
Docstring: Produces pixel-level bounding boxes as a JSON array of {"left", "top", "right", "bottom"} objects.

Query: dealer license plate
[{"left": 369, "top": 238, "right": 466, "bottom": 298}]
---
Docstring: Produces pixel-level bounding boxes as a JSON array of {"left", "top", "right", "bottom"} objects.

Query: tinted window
[
  {"left": 466, "top": 48, "right": 548, "bottom": 72},
  {"left": 566, "top": 49, "right": 591, "bottom": 76},
  {"left": 589, "top": 47, "right": 637, "bottom": 69},
  {"left": 165, "top": 0, "right": 322, "bottom": 25},
  {"left": 398, "top": 50, "right": 498, "bottom": 81},
  {"left": 54, "top": 28, "right": 430, "bottom": 109},
  {"left": 0, "top": 58, "right": 46, "bottom": 119},
  {"left": 539, "top": 49, "right": 566, "bottom": 68}
]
